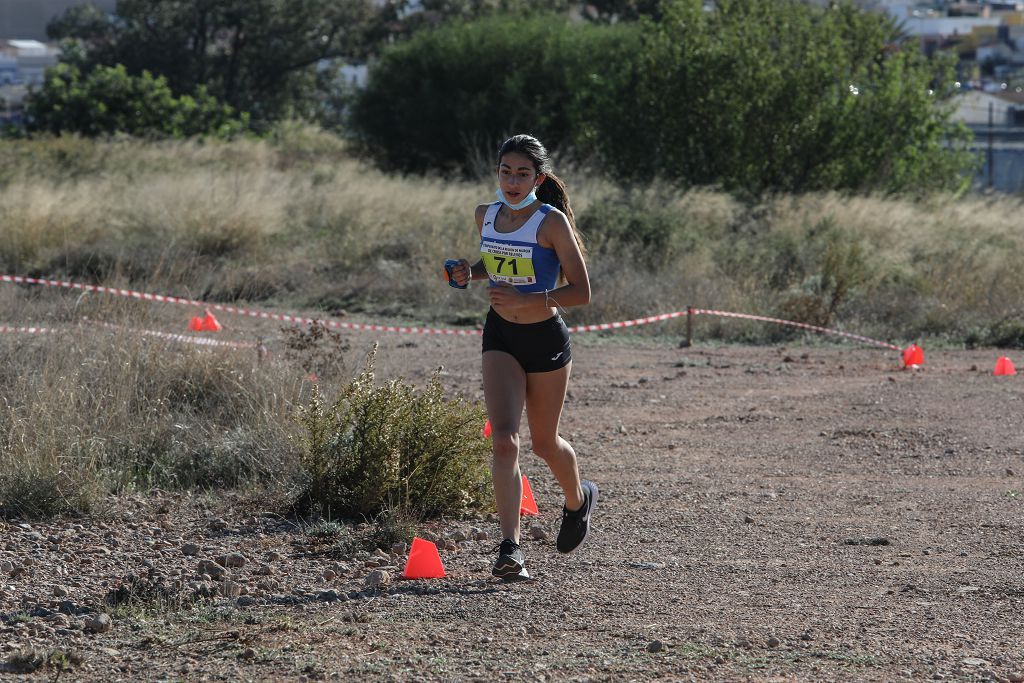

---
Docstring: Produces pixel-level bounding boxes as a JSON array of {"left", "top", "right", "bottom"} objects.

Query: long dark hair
[{"left": 497, "top": 134, "right": 585, "bottom": 255}]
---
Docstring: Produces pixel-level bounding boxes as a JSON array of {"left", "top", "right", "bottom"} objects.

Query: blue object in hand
[{"left": 444, "top": 259, "right": 467, "bottom": 289}]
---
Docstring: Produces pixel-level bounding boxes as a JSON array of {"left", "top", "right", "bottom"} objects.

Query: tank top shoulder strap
[
  {"left": 518, "top": 204, "right": 552, "bottom": 243},
  {"left": 481, "top": 202, "right": 502, "bottom": 238}
]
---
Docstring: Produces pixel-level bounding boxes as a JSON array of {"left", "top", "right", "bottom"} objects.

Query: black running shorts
[{"left": 482, "top": 307, "right": 572, "bottom": 373}]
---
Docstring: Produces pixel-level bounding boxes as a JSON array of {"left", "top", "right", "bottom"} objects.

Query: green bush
[
  {"left": 349, "top": 14, "right": 639, "bottom": 174},
  {"left": 579, "top": 189, "right": 705, "bottom": 268},
  {"left": 352, "top": 2, "right": 975, "bottom": 194},
  {"left": 294, "top": 345, "right": 492, "bottom": 520},
  {"left": 594, "top": 0, "right": 975, "bottom": 194},
  {"left": 0, "top": 330, "right": 297, "bottom": 518},
  {"left": 0, "top": 467, "right": 97, "bottom": 519},
  {"left": 25, "top": 63, "right": 248, "bottom": 138},
  {"left": 709, "top": 213, "right": 869, "bottom": 334},
  {"left": 966, "top": 319, "right": 1024, "bottom": 349}
]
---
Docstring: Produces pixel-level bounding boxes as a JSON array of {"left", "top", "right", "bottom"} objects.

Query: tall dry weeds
[
  {"left": 3, "top": 128, "right": 1022, "bottom": 517},
  {"left": 0, "top": 308, "right": 303, "bottom": 517},
  {"left": 2, "top": 128, "right": 1022, "bottom": 339}
]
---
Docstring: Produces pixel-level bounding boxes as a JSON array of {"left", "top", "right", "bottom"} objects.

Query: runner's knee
[
  {"left": 490, "top": 430, "right": 520, "bottom": 465},
  {"left": 531, "top": 438, "right": 562, "bottom": 462}
]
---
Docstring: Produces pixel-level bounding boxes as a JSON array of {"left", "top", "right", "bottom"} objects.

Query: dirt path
[{"left": 2, "top": 337, "right": 1023, "bottom": 681}]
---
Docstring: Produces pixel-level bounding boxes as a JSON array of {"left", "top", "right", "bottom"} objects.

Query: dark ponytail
[
  {"left": 497, "top": 134, "right": 586, "bottom": 256},
  {"left": 537, "top": 172, "right": 585, "bottom": 255}
]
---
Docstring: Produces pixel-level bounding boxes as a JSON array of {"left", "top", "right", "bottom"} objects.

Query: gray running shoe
[
  {"left": 492, "top": 538, "right": 527, "bottom": 579},
  {"left": 556, "top": 479, "right": 598, "bottom": 554}
]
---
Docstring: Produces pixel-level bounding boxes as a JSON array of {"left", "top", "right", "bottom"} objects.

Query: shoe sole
[
  {"left": 499, "top": 567, "right": 532, "bottom": 582},
  {"left": 492, "top": 558, "right": 526, "bottom": 579},
  {"left": 558, "top": 479, "right": 599, "bottom": 554}
]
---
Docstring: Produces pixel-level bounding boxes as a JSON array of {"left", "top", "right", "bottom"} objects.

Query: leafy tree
[
  {"left": 351, "top": 1, "right": 974, "bottom": 193},
  {"left": 591, "top": 0, "right": 975, "bottom": 194},
  {"left": 349, "top": 14, "right": 638, "bottom": 174},
  {"left": 24, "top": 63, "right": 247, "bottom": 138},
  {"left": 582, "top": 0, "right": 663, "bottom": 22},
  {"left": 47, "top": 0, "right": 380, "bottom": 126}
]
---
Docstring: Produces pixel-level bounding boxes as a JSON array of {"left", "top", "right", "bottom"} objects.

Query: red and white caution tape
[
  {"left": 1, "top": 325, "right": 60, "bottom": 335},
  {"left": 692, "top": 308, "right": 900, "bottom": 351},
  {"left": 84, "top": 319, "right": 257, "bottom": 348},
  {"left": 1, "top": 320, "right": 256, "bottom": 349},
  {"left": 2, "top": 274, "right": 899, "bottom": 349},
  {"left": 568, "top": 310, "right": 688, "bottom": 332},
  {"left": 1, "top": 274, "right": 480, "bottom": 336}
]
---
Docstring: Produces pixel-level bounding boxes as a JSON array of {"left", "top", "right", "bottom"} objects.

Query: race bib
[{"left": 481, "top": 239, "right": 536, "bottom": 286}]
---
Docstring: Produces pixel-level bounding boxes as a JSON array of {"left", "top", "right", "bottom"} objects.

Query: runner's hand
[
  {"left": 451, "top": 259, "right": 472, "bottom": 287},
  {"left": 488, "top": 282, "right": 530, "bottom": 309}
]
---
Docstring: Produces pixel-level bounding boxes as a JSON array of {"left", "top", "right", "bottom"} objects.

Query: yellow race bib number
[{"left": 481, "top": 240, "right": 536, "bottom": 286}]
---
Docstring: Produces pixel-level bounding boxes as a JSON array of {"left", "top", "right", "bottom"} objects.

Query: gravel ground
[{"left": 2, "top": 336, "right": 1023, "bottom": 682}]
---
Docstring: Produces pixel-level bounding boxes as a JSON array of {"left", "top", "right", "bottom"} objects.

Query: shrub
[
  {"left": 1, "top": 648, "right": 81, "bottom": 675},
  {"left": 352, "top": 2, "right": 975, "bottom": 194},
  {"left": 363, "top": 507, "right": 421, "bottom": 551},
  {"left": 578, "top": 189, "right": 705, "bottom": 268},
  {"left": 0, "top": 467, "right": 97, "bottom": 519},
  {"left": 965, "top": 319, "right": 1024, "bottom": 349},
  {"left": 25, "top": 63, "right": 248, "bottom": 138},
  {"left": 0, "top": 327, "right": 298, "bottom": 519},
  {"left": 294, "top": 345, "right": 492, "bottom": 520},
  {"left": 606, "top": 0, "right": 976, "bottom": 194},
  {"left": 349, "top": 14, "right": 639, "bottom": 174}
]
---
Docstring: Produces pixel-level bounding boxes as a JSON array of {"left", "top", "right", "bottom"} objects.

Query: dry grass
[
  {"left": 0, "top": 303, "right": 304, "bottom": 517},
  {"left": 4, "top": 128, "right": 1020, "bottom": 340},
  {"left": 762, "top": 192, "right": 1024, "bottom": 337},
  {"left": 2, "top": 128, "right": 1022, "bottom": 515}
]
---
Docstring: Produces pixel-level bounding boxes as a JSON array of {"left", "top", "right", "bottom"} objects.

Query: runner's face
[{"left": 497, "top": 152, "right": 544, "bottom": 205}]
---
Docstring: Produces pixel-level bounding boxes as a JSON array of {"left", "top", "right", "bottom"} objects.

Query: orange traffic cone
[
  {"left": 993, "top": 356, "right": 1017, "bottom": 376},
  {"left": 200, "top": 310, "right": 222, "bottom": 332},
  {"left": 520, "top": 474, "right": 539, "bottom": 516},
  {"left": 188, "top": 315, "right": 204, "bottom": 332},
  {"left": 902, "top": 344, "right": 924, "bottom": 368},
  {"left": 482, "top": 419, "right": 492, "bottom": 439},
  {"left": 402, "top": 537, "right": 446, "bottom": 579}
]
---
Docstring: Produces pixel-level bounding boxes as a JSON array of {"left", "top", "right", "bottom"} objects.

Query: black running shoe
[
  {"left": 557, "top": 479, "right": 599, "bottom": 554},
  {"left": 492, "top": 538, "right": 526, "bottom": 579}
]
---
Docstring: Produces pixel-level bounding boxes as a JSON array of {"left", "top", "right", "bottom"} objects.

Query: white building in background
[
  {"left": 3, "top": 39, "right": 59, "bottom": 85},
  {"left": 954, "top": 88, "right": 1024, "bottom": 124},
  {"left": 900, "top": 15, "right": 1005, "bottom": 35},
  {"left": 0, "top": 51, "right": 15, "bottom": 84},
  {"left": 0, "top": 39, "right": 59, "bottom": 122}
]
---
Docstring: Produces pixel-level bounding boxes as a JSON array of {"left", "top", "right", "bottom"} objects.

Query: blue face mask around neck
[{"left": 495, "top": 187, "right": 537, "bottom": 211}]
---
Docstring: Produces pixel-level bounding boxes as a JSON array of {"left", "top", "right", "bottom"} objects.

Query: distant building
[
  {"left": 338, "top": 63, "right": 368, "bottom": 88},
  {"left": 0, "top": 0, "right": 117, "bottom": 41},
  {"left": 0, "top": 39, "right": 60, "bottom": 123},
  {"left": 1, "top": 39, "right": 59, "bottom": 85},
  {"left": 900, "top": 15, "right": 1004, "bottom": 37},
  {"left": 953, "top": 89, "right": 1024, "bottom": 192},
  {"left": 0, "top": 51, "right": 14, "bottom": 84},
  {"left": 977, "top": 37, "right": 1017, "bottom": 61},
  {"left": 0, "top": 82, "right": 25, "bottom": 122},
  {"left": 954, "top": 89, "right": 1024, "bottom": 125}
]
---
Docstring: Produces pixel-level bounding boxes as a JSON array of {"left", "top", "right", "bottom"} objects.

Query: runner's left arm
[{"left": 539, "top": 212, "right": 590, "bottom": 309}]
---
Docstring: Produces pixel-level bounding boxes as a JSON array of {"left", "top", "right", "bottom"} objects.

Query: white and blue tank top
[{"left": 480, "top": 202, "right": 561, "bottom": 293}]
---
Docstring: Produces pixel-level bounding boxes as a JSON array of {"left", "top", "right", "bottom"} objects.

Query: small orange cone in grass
[
  {"left": 902, "top": 344, "right": 924, "bottom": 368},
  {"left": 402, "top": 537, "right": 446, "bottom": 579},
  {"left": 200, "top": 310, "right": 222, "bottom": 332},
  {"left": 993, "top": 356, "right": 1017, "bottom": 376},
  {"left": 188, "top": 315, "right": 203, "bottom": 332},
  {"left": 482, "top": 419, "right": 492, "bottom": 438},
  {"left": 520, "top": 474, "right": 539, "bottom": 516}
]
